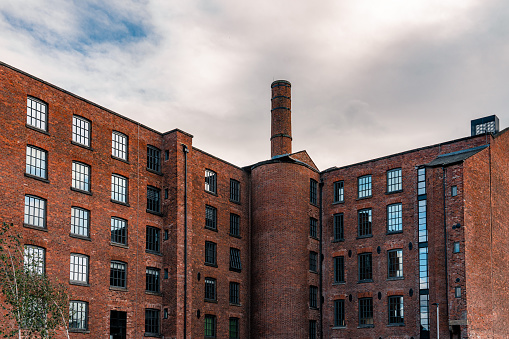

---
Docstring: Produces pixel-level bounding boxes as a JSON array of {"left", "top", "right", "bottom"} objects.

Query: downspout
[
  {"left": 442, "top": 166, "right": 449, "bottom": 335},
  {"left": 319, "top": 179, "right": 324, "bottom": 339},
  {"left": 183, "top": 144, "right": 189, "bottom": 338}
]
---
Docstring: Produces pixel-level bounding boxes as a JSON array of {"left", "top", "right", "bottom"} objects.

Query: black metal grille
[
  {"left": 111, "top": 217, "right": 127, "bottom": 245},
  {"left": 72, "top": 115, "right": 91, "bottom": 147},
  {"left": 229, "top": 282, "right": 240, "bottom": 305},
  {"left": 230, "top": 248, "right": 242, "bottom": 272},
  {"left": 26, "top": 145, "right": 47, "bottom": 179},
  {"left": 358, "top": 208, "right": 372, "bottom": 237},
  {"left": 27, "top": 97, "right": 47, "bottom": 131},
  {"left": 310, "top": 179, "right": 317, "bottom": 204},
  {"left": 309, "top": 217, "right": 317, "bottom": 238},
  {"left": 309, "top": 251, "right": 318, "bottom": 273},
  {"left": 230, "top": 213, "right": 240, "bottom": 236},
  {"left": 205, "top": 169, "right": 217, "bottom": 194},
  {"left": 205, "top": 241, "right": 216, "bottom": 265},
  {"left": 147, "top": 146, "right": 161, "bottom": 172},
  {"left": 147, "top": 186, "right": 160, "bottom": 213},
  {"left": 205, "top": 205, "right": 217, "bottom": 230},
  {"left": 334, "top": 256, "right": 344, "bottom": 283},
  {"left": 333, "top": 213, "right": 344, "bottom": 241},
  {"left": 387, "top": 168, "right": 402, "bottom": 192},
  {"left": 358, "top": 253, "right": 372, "bottom": 281},
  {"left": 146, "top": 267, "right": 160, "bottom": 293},
  {"left": 146, "top": 226, "right": 160, "bottom": 253},
  {"left": 359, "top": 298, "right": 373, "bottom": 326},
  {"left": 110, "top": 261, "right": 126, "bottom": 288},
  {"left": 388, "top": 296, "right": 404, "bottom": 324},
  {"left": 204, "top": 278, "right": 216, "bottom": 301},
  {"left": 230, "top": 179, "right": 240, "bottom": 202},
  {"left": 334, "top": 299, "right": 345, "bottom": 327},
  {"left": 333, "top": 180, "right": 344, "bottom": 202},
  {"left": 145, "top": 309, "right": 159, "bottom": 335}
]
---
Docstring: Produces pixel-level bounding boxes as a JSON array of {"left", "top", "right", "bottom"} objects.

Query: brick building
[{"left": 1, "top": 60, "right": 509, "bottom": 338}]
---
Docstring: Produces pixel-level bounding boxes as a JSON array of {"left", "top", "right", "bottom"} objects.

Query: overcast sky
[{"left": 1, "top": 0, "right": 508, "bottom": 169}]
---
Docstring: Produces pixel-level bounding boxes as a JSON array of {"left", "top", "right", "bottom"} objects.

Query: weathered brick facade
[{"left": 1, "top": 61, "right": 509, "bottom": 338}]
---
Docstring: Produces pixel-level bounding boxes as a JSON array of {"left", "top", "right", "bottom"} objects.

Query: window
[
  {"left": 309, "top": 285, "right": 318, "bottom": 309},
  {"left": 229, "top": 317, "right": 239, "bottom": 339},
  {"left": 309, "top": 217, "right": 318, "bottom": 239},
  {"left": 111, "top": 174, "right": 128, "bottom": 203},
  {"left": 358, "top": 175, "right": 372, "bottom": 198},
  {"left": 24, "top": 195, "right": 46, "bottom": 228},
  {"left": 333, "top": 256, "right": 345, "bottom": 283},
  {"left": 205, "top": 277, "right": 216, "bottom": 301},
  {"left": 204, "top": 315, "right": 216, "bottom": 338},
  {"left": 205, "top": 205, "right": 217, "bottom": 230},
  {"left": 24, "top": 245, "right": 45, "bottom": 274},
  {"left": 147, "top": 145, "right": 161, "bottom": 172},
  {"left": 358, "top": 208, "right": 372, "bottom": 237},
  {"left": 111, "top": 217, "right": 127, "bottom": 245},
  {"left": 110, "top": 311, "right": 126, "bottom": 338},
  {"left": 147, "top": 186, "right": 161, "bottom": 213},
  {"left": 334, "top": 299, "right": 345, "bottom": 327},
  {"left": 333, "top": 181, "right": 344, "bottom": 203},
  {"left": 146, "top": 267, "right": 160, "bottom": 293},
  {"left": 110, "top": 261, "right": 127, "bottom": 288},
  {"left": 358, "top": 253, "right": 372, "bottom": 282},
  {"left": 451, "top": 185, "right": 458, "bottom": 196},
  {"left": 309, "top": 320, "right": 317, "bottom": 339},
  {"left": 72, "top": 116, "right": 91, "bottom": 147},
  {"left": 310, "top": 179, "right": 318, "bottom": 205},
  {"left": 388, "top": 296, "right": 404, "bottom": 325},
  {"left": 26, "top": 145, "right": 47, "bottom": 179},
  {"left": 230, "top": 179, "right": 240, "bottom": 203},
  {"left": 70, "top": 254, "right": 88, "bottom": 284},
  {"left": 164, "top": 229, "right": 169, "bottom": 240},
  {"left": 112, "top": 131, "right": 128, "bottom": 160},
  {"left": 359, "top": 298, "right": 373, "bottom": 327},
  {"left": 27, "top": 97, "right": 47, "bottom": 131},
  {"left": 417, "top": 168, "right": 426, "bottom": 195},
  {"left": 230, "top": 213, "right": 240, "bottom": 237},
  {"left": 69, "top": 301, "right": 88, "bottom": 330},
  {"left": 229, "top": 282, "right": 240, "bottom": 305},
  {"left": 146, "top": 226, "right": 160, "bottom": 253},
  {"left": 309, "top": 251, "right": 318, "bottom": 273},
  {"left": 455, "top": 287, "right": 461, "bottom": 298},
  {"left": 205, "top": 241, "right": 217, "bottom": 266},
  {"left": 164, "top": 269, "right": 168, "bottom": 279},
  {"left": 145, "top": 309, "right": 160, "bottom": 336},
  {"left": 387, "top": 203, "right": 402, "bottom": 233},
  {"left": 387, "top": 168, "right": 402, "bottom": 192},
  {"left": 230, "top": 248, "right": 242, "bottom": 272},
  {"left": 388, "top": 249, "right": 403, "bottom": 279},
  {"left": 453, "top": 242, "right": 460, "bottom": 253},
  {"left": 71, "top": 207, "right": 90, "bottom": 238},
  {"left": 164, "top": 150, "right": 169, "bottom": 161},
  {"left": 164, "top": 188, "right": 168, "bottom": 199},
  {"left": 205, "top": 169, "right": 217, "bottom": 194},
  {"left": 71, "top": 161, "right": 90, "bottom": 192},
  {"left": 333, "top": 213, "right": 344, "bottom": 241}
]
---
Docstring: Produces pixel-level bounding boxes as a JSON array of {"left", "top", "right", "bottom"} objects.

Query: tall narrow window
[
  {"left": 229, "top": 282, "right": 240, "bottom": 305},
  {"left": 451, "top": 185, "right": 458, "bottom": 196},
  {"left": 309, "top": 251, "right": 318, "bottom": 273},
  {"left": 388, "top": 296, "right": 404, "bottom": 325},
  {"left": 230, "top": 179, "right": 240, "bottom": 203},
  {"left": 26, "top": 145, "right": 47, "bottom": 179},
  {"left": 69, "top": 301, "right": 88, "bottom": 330},
  {"left": 145, "top": 309, "right": 160, "bottom": 336},
  {"left": 147, "top": 145, "right": 161, "bottom": 172},
  {"left": 204, "top": 315, "right": 216, "bottom": 338},
  {"left": 205, "top": 170, "right": 217, "bottom": 194},
  {"left": 72, "top": 161, "right": 90, "bottom": 192},
  {"left": 388, "top": 249, "right": 403, "bottom": 278},
  {"left": 334, "top": 299, "right": 345, "bottom": 327},
  {"left": 309, "top": 217, "right": 318, "bottom": 239},
  {"left": 310, "top": 179, "right": 318, "bottom": 205},
  {"left": 230, "top": 248, "right": 242, "bottom": 272},
  {"left": 453, "top": 242, "right": 460, "bottom": 253},
  {"left": 309, "top": 320, "right": 317, "bottom": 339},
  {"left": 333, "top": 213, "right": 344, "bottom": 241},
  {"left": 146, "top": 267, "right": 160, "bottom": 293},
  {"left": 309, "top": 285, "right": 318, "bottom": 309},
  {"left": 111, "top": 174, "right": 128, "bottom": 203},
  {"left": 110, "top": 261, "right": 127, "bottom": 288},
  {"left": 146, "top": 226, "right": 160, "bottom": 253},
  {"left": 358, "top": 175, "right": 372, "bottom": 198},
  {"left": 205, "top": 241, "right": 217, "bottom": 266},
  {"left": 333, "top": 256, "right": 345, "bottom": 283},
  {"left": 24, "top": 245, "right": 45, "bottom": 274},
  {"left": 358, "top": 253, "right": 372, "bottom": 282},
  {"left": 27, "top": 97, "right": 47, "bottom": 131},
  {"left": 229, "top": 317, "right": 239, "bottom": 339},
  {"left": 72, "top": 116, "right": 91, "bottom": 147},
  {"left": 204, "top": 278, "right": 216, "bottom": 301},
  {"left": 147, "top": 186, "right": 161, "bottom": 213},
  {"left": 358, "top": 208, "right": 372, "bottom": 237},
  {"left": 387, "top": 203, "right": 402, "bottom": 233},
  {"left": 333, "top": 181, "right": 344, "bottom": 203},
  {"left": 111, "top": 217, "right": 127, "bottom": 245},
  {"left": 112, "top": 131, "right": 128, "bottom": 161},
  {"left": 71, "top": 207, "right": 90, "bottom": 238},
  {"left": 359, "top": 298, "right": 374, "bottom": 327},
  {"left": 455, "top": 287, "right": 461, "bottom": 298},
  {"left": 70, "top": 254, "right": 89, "bottom": 284},
  {"left": 387, "top": 168, "right": 402, "bottom": 192},
  {"left": 230, "top": 213, "right": 240, "bottom": 237},
  {"left": 205, "top": 205, "right": 217, "bottom": 230},
  {"left": 24, "top": 195, "right": 46, "bottom": 228}
]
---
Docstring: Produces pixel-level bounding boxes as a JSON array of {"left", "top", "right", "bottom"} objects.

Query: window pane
[
  {"left": 205, "top": 206, "right": 217, "bottom": 230},
  {"left": 205, "top": 170, "right": 217, "bottom": 194},
  {"left": 146, "top": 227, "right": 160, "bottom": 253},
  {"left": 70, "top": 254, "right": 88, "bottom": 283},
  {"left": 111, "top": 174, "right": 128, "bottom": 203},
  {"left": 145, "top": 309, "right": 160, "bottom": 334},
  {"left": 24, "top": 195, "right": 46, "bottom": 228},
  {"left": 230, "top": 214, "right": 240, "bottom": 237},
  {"left": 387, "top": 203, "right": 402, "bottom": 233},
  {"left": 110, "top": 261, "right": 127, "bottom": 288},
  {"left": 147, "top": 146, "right": 161, "bottom": 172},
  {"left": 388, "top": 249, "right": 403, "bottom": 278},
  {"left": 387, "top": 168, "right": 402, "bottom": 192},
  {"left": 146, "top": 267, "right": 160, "bottom": 293},
  {"left": 112, "top": 131, "right": 128, "bottom": 160},
  {"left": 111, "top": 217, "right": 127, "bottom": 245},
  {"left": 26, "top": 146, "right": 47, "bottom": 179},
  {"left": 358, "top": 175, "right": 372, "bottom": 198},
  {"left": 333, "top": 181, "right": 344, "bottom": 202},
  {"left": 27, "top": 97, "right": 47, "bottom": 131},
  {"left": 72, "top": 116, "right": 91, "bottom": 147},
  {"left": 69, "top": 301, "right": 88, "bottom": 330},
  {"left": 230, "top": 248, "right": 242, "bottom": 272},
  {"left": 230, "top": 179, "right": 240, "bottom": 202},
  {"left": 358, "top": 208, "right": 372, "bottom": 237},
  {"left": 24, "top": 245, "right": 45, "bottom": 274},
  {"left": 71, "top": 207, "right": 89, "bottom": 237},
  {"left": 147, "top": 186, "right": 161, "bottom": 213}
]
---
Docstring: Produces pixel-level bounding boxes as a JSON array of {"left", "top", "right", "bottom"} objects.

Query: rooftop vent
[{"left": 471, "top": 115, "right": 499, "bottom": 136}]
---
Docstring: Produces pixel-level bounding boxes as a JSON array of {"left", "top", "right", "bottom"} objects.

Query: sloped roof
[{"left": 425, "top": 145, "right": 489, "bottom": 168}]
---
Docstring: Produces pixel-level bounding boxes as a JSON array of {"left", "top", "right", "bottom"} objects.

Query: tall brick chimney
[{"left": 271, "top": 80, "right": 292, "bottom": 157}]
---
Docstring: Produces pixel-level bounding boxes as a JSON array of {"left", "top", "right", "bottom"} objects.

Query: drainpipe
[
  {"left": 183, "top": 144, "right": 189, "bottom": 338},
  {"left": 442, "top": 167, "right": 449, "bottom": 338},
  {"left": 319, "top": 179, "right": 324, "bottom": 339}
]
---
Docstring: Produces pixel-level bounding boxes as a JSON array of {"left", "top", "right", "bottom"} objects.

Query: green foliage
[{"left": 0, "top": 222, "right": 69, "bottom": 338}]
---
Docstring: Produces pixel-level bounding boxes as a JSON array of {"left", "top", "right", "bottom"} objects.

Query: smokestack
[{"left": 271, "top": 80, "right": 292, "bottom": 158}]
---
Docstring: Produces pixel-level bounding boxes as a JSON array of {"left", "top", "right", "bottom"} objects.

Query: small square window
[
  {"left": 358, "top": 253, "right": 372, "bottom": 282},
  {"left": 146, "top": 226, "right": 160, "bottom": 253},
  {"left": 333, "top": 181, "right": 344, "bottom": 203},
  {"left": 229, "top": 282, "right": 240, "bottom": 305},
  {"left": 26, "top": 145, "right": 47, "bottom": 179},
  {"left": 309, "top": 217, "right": 318, "bottom": 239},
  {"left": 309, "top": 285, "right": 318, "bottom": 309},
  {"left": 72, "top": 116, "right": 91, "bottom": 147},
  {"left": 145, "top": 309, "right": 160, "bottom": 336},
  {"left": 358, "top": 208, "right": 372, "bottom": 237},
  {"left": 205, "top": 205, "right": 217, "bottom": 230},
  {"left": 333, "top": 256, "right": 344, "bottom": 283},
  {"left": 205, "top": 241, "right": 217, "bottom": 266},
  {"left": 230, "top": 213, "right": 240, "bottom": 237},
  {"left": 70, "top": 253, "right": 89, "bottom": 284},
  {"left": 230, "top": 179, "right": 240, "bottom": 203},
  {"left": 387, "top": 168, "right": 402, "bottom": 192},
  {"left": 455, "top": 286, "right": 461, "bottom": 298},
  {"left": 111, "top": 217, "right": 127, "bottom": 245},
  {"left": 147, "top": 186, "right": 161, "bottom": 213},
  {"left": 451, "top": 185, "right": 458, "bottom": 197},
  {"left": 387, "top": 203, "right": 402, "bottom": 233},
  {"left": 112, "top": 131, "right": 128, "bottom": 161},
  {"left": 69, "top": 301, "right": 88, "bottom": 330},
  {"left": 24, "top": 195, "right": 46, "bottom": 228},
  {"left": 205, "top": 170, "right": 217, "bottom": 194},
  {"left": 334, "top": 299, "right": 345, "bottom": 327},
  {"left": 204, "top": 314, "right": 216, "bottom": 338},
  {"left": 110, "top": 261, "right": 127, "bottom": 288},
  {"left": 358, "top": 175, "right": 372, "bottom": 198},
  {"left": 309, "top": 251, "right": 318, "bottom": 273},
  {"left": 111, "top": 174, "right": 128, "bottom": 203},
  {"left": 27, "top": 97, "right": 47, "bottom": 131},
  {"left": 72, "top": 161, "right": 90, "bottom": 192},
  {"left": 230, "top": 248, "right": 242, "bottom": 272},
  {"left": 146, "top": 267, "right": 160, "bottom": 293},
  {"left": 205, "top": 277, "right": 216, "bottom": 301},
  {"left": 71, "top": 207, "right": 90, "bottom": 238},
  {"left": 388, "top": 249, "right": 403, "bottom": 279},
  {"left": 453, "top": 242, "right": 460, "bottom": 253},
  {"left": 310, "top": 179, "right": 318, "bottom": 205},
  {"left": 147, "top": 145, "right": 161, "bottom": 172}
]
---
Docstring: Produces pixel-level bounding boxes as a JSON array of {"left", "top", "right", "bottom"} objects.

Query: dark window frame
[
  {"left": 387, "top": 203, "right": 402, "bottom": 233},
  {"left": 26, "top": 145, "right": 48, "bottom": 180},
  {"left": 334, "top": 299, "right": 346, "bottom": 327},
  {"left": 110, "top": 261, "right": 127, "bottom": 288},
  {"left": 388, "top": 249, "right": 403, "bottom": 279},
  {"left": 229, "top": 281, "right": 240, "bottom": 305},
  {"left": 204, "top": 277, "right": 217, "bottom": 301},
  {"left": 111, "top": 217, "right": 128, "bottom": 246},
  {"left": 333, "top": 213, "right": 344, "bottom": 241},
  {"left": 147, "top": 145, "right": 161, "bottom": 173},
  {"left": 112, "top": 131, "right": 128, "bottom": 161},
  {"left": 204, "top": 314, "right": 216, "bottom": 338},
  {"left": 205, "top": 205, "right": 217, "bottom": 231},
  {"left": 205, "top": 169, "right": 217, "bottom": 194},
  {"left": 309, "top": 320, "right": 317, "bottom": 339},
  {"left": 146, "top": 226, "right": 161, "bottom": 254},
  {"left": 358, "top": 208, "right": 372, "bottom": 237},
  {"left": 72, "top": 115, "right": 91, "bottom": 147},
  {"left": 146, "top": 267, "right": 160, "bottom": 293},
  {"left": 69, "top": 253, "right": 89, "bottom": 284},
  {"left": 310, "top": 179, "right": 318, "bottom": 205},
  {"left": 145, "top": 308, "right": 160, "bottom": 336},
  {"left": 69, "top": 300, "right": 88, "bottom": 331},
  {"left": 229, "top": 317, "right": 239, "bottom": 339},
  {"left": 230, "top": 248, "right": 242, "bottom": 272},
  {"left": 24, "top": 195, "right": 47, "bottom": 229},
  {"left": 387, "top": 168, "right": 402, "bottom": 193},
  {"left": 358, "top": 175, "right": 372, "bottom": 199},
  {"left": 309, "top": 285, "right": 318, "bottom": 309},
  {"left": 147, "top": 186, "right": 161, "bottom": 213},
  {"left": 388, "top": 295, "right": 404, "bottom": 325},
  {"left": 230, "top": 213, "right": 240, "bottom": 237},
  {"left": 205, "top": 241, "right": 217, "bottom": 266},
  {"left": 309, "top": 251, "right": 318, "bottom": 273},
  {"left": 333, "top": 256, "right": 345, "bottom": 284},
  {"left": 27, "top": 96, "right": 48, "bottom": 132},
  {"left": 309, "top": 217, "right": 318, "bottom": 239},
  {"left": 230, "top": 179, "right": 240, "bottom": 203},
  {"left": 111, "top": 174, "right": 128, "bottom": 204},
  {"left": 359, "top": 297, "right": 374, "bottom": 327},
  {"left": 333, "top": 180, "right": 344, "bottom": 203},
  {"left": 70, "top": 206, "right": 90, "bottom": 238},
  {"left": 358, "top": 253, "right": 373, "bottom": 282}
]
